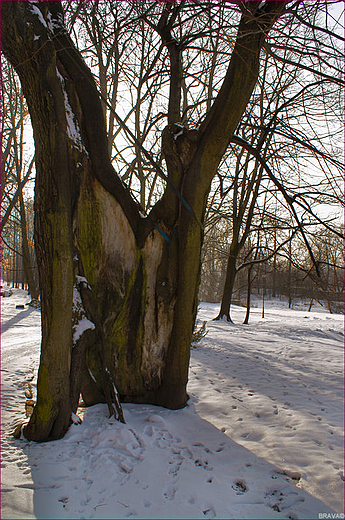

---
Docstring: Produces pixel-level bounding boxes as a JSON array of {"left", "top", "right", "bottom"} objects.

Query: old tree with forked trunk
[{"left": 2, "top": 1, "right": 286, "bottom": 442}]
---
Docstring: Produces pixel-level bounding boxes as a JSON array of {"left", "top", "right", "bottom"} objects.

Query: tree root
[{"left": 104, "top": 367, "right": 125, "bottom": 424}]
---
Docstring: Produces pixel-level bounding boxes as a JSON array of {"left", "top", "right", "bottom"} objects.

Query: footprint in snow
[
  {"left": 168, "top": 458, "right": 183, "bottom": 477},
  {"left": 202, "top": 505, "right": 216, "bottom": 518},
  {"left": 264, "top": 488, "right": 305, "bottom": 513},
  {"left": 124, "top": 506, "right": 137, "bottom": 517},
  {"left": 143, "top": 425, "right": 154, "bottom": 437},
  {"left": 163, "top": 483, "right": 176, "bottom": 500},
  {"left": 194, "top": 458, "right": 213, "bottom": 470},
  {"left": 180, "top": 446, "right": 193, "bottom": 459},
  {"left": 154, "top": 429, "right": 173, "bottom": 449},
  {"left": 231, "top": 479, "right": 248, "bottom": 494},
  {"left": 145, "top": 414, "right": 165, "bottom": 424}
]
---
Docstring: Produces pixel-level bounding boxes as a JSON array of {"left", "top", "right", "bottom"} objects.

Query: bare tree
[
  {"left": 213, "top": 1, "right": 344, "bottom": 320},
  {"left": 1, "top": 61, "right": 38, "bottom": 299}
]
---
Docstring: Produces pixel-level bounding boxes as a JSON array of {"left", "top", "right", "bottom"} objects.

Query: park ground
[{"left": 1, "top": 287, "right": 344, "bottom": 519}]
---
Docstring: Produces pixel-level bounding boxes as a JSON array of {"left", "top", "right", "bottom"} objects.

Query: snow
[
  {"left": 75, "top": 276, "right": 91, "bottom": 289},
  {"left": 1, "top": 288, "right": 344, "bottom": 519},
  {"left": 88, "top": 368, "right": 97, "bottom": 383},
  {"left": 72, "top": 283, "right": 95, "bottom": 343},
  {"left": 46, "top": 11, "right": 64, "bottom": 32},
  {"left": 71, "top": 413, "right": 82, "bottom": 426},
  {"left": 56, "top": 68, "right": 86, "bottom": 154},
  {"left": 28, "top": 4, "right": 48, "bottom": 29},
  {"left": 190, "top": 301, "right": 344, "bottom": 516},
  {"left": 173, "top": 130, "right": 184, "bottom": 141},
  {"left": 72, "top": 316, "right": 95, "bottom": 343},
  {"left": 28, "top": 2, "right": 63, "bottom": 33}
]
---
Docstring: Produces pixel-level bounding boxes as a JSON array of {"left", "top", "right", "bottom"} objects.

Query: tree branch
[{"left": 230, "top": 134, "right": 321, "bottom": 277}]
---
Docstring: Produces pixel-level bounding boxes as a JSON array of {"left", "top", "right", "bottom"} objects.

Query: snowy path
[
  {"left": 1, "top": 296, "right": 41, "bottom": 520},
  {"left": 1, "top": 289, "right": 343, "bottom": 519}
]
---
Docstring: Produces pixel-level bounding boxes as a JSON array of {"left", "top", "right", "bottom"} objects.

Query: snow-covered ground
[{"left": 1, "top": 287, "right": 344, "bottom": 520}]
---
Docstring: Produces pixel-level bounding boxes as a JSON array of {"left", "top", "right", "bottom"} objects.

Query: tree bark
[
  {"left": 215, "top": 252, "right": 239, "bottom": 322},
  {"left": 19, "top": 188, "right": 39, "bottom": 301},
  {"left": 243, "top": 265, "right": 254, "bottom": 325},
  {"left": 2, "top": 0, "right": 286, "bottom": 441}
]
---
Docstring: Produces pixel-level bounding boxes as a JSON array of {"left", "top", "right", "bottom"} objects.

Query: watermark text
[{"left": 318, "top": 514, "right": 344, "bottom": 519}]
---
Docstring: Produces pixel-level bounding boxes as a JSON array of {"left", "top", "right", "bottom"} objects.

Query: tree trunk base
[{"left": 213, "top": 313, "right": 232, "bottom": 322}]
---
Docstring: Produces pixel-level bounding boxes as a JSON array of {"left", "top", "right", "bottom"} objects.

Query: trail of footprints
[
  {"left": 140, "top": 416, "right": 236, "bottom": 518},
  {"left": 143, "top": 416, "right": 217, "bottom": 504},
  {"left": 140, "top": 416, "right": 305, "bottom": 519},
  {"left": 5, "top": 412, "right": 309, "bottom": 519}
]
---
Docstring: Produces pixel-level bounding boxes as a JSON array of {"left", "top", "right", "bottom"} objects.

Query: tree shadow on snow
[
  {"left": 4, "top": 402, "right": 337, "bottom": 520},
  {"left": 1, "top": 307, "right": 36, "bottom": 334}
]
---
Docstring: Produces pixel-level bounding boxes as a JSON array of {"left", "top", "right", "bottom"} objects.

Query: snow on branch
[{"left": 56, "top": 67, "right": 88, "bottom": 155}]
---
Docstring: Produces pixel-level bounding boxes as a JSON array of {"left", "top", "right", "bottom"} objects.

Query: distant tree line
[
  {"left": 1, "top": 198, "right": 37, "bottom": 292},
  {"left": 199, "top": 218, "right": 344, "bottom": 316},
  {"left": 1, "top": 60, "right": 38, "bottom": 300}
]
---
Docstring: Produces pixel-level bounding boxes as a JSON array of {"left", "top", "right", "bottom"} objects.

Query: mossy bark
[{"left": 2, "top": 0, "right": 286, "bottom": 441}]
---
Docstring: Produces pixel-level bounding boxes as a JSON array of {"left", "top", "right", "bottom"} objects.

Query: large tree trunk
[{"left": 2, "top": 0, "right": 286, "bottom": 441}]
